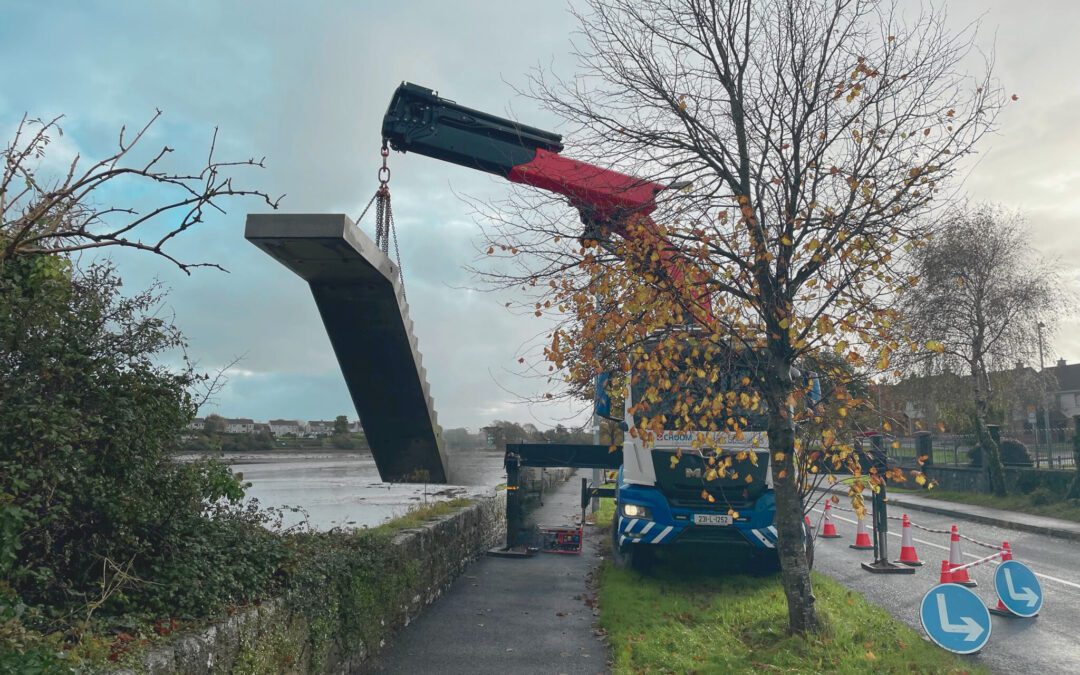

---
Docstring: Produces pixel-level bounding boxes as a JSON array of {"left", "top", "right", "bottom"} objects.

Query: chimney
[
  {"left": 1016, "top": 361, "right": 1024, "bottom": 371},
  {"left": 1058, "top": 358, "right": 1067, "bottom": 369}
]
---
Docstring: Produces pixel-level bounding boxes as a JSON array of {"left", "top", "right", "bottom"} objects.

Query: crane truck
[{"left": 381, "top": 83, "right": 817, "bottom": 570}]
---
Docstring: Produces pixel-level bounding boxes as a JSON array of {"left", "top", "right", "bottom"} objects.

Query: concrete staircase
[{"left": 245, "top": 214, "right": 450, "bottom": 483}]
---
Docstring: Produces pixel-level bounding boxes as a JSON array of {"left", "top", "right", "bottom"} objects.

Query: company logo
[
  {"left": 684, "top": 467, "right": 702, "bottom": 478},
  {"left": 658, "top": 431, "right": 697, "bottom": 442}
]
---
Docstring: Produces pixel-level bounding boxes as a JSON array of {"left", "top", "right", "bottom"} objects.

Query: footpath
[
  {"left": 365, "top": 472, "right": 607, "bottom": 674},
  {"left": 877, "top": 489, "right": 1080, "bottom": 541}
]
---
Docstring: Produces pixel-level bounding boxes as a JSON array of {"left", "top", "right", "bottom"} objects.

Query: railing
[{"left": 882, "top": 432, "right": 1077, "bottom": 470}]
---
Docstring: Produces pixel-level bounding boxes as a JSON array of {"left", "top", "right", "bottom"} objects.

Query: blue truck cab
[{"left": 605, "top": 337, "right": 816, "bottom": 571}]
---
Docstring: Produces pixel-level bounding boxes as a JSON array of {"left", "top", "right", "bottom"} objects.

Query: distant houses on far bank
[{"left": 186, "top": 416, "right": 363, "bottom": 438}]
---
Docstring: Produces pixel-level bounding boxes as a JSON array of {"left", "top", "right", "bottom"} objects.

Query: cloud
[{"left": 4, "top": 0, "right": 1080, "bottom": 429}]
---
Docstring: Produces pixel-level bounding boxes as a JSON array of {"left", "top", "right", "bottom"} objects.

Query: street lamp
[{"left": 1037, "top": 321, "right": 1053, "bottom": 460}]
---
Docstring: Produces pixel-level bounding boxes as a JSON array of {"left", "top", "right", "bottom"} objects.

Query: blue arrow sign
[
  {"left": 920, "top": 583, "right": 992, "bottom": 654},
  {"left": 994, "top": 560, "right": 1043, "bottom": 617}
]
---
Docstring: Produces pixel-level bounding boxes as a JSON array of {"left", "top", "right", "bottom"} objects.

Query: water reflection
[{"left": 224, "top": 449, "right": 506, "bottom": 530}]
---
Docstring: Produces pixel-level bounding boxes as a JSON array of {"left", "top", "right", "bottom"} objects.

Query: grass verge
[
  {"left": 892, "top": 488, "right": 1080, "bottom": 524},
  {"left": 598, "top": 565, "right": 987, "bottom": 674},
  {"left": 595, "top": 495, "right": 987, "bottom": 674}
]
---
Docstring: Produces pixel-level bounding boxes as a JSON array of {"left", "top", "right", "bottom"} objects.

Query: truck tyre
[{"left": 610, "top": 511, "right": 655, "bottom": 571}]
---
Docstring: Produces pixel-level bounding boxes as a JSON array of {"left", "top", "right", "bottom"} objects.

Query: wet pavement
[
  {"left": 365, "top": 471, "right": 608, "bottom": 675},
  {"left": 812, "top": 494, "right": 1080, "bottom": 674}
]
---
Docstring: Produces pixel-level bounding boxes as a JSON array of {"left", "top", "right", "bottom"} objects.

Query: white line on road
[{"left": 812, "top": 507, "right": 1080, "bottom": 592}]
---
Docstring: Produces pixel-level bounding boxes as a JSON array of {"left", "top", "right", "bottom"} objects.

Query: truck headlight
[{"left": 621, "top": 503, "right": 652, "bottom": 520}]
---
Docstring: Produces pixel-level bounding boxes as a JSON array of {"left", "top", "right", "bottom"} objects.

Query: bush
[
  {"left": 0, "top": 258, "right": 287, "bottom": 643},
  {"left": 967, "top": 437, "right": 1033, "bottom": 467},
  {"left": 1029, "top": 487, "right": 1055, "bottom": 506}
]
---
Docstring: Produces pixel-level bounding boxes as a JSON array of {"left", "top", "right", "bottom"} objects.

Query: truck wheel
[
  {"left": 610, "top": 511, "right": 633, "bottom": 569},
  {"left": 610, "top": 511, "right": 655, "bottom": 571}
]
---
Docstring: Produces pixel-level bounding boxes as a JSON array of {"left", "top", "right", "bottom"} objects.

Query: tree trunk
[
  {"left": 972, "top": 364, "right": 1006, "bottom": 496},
  {"left": 1068, "top": 415, "right": 1080, "bottom": 500},
  {"left": 766, "top": 364, "right": 819, "bottom": 635}
]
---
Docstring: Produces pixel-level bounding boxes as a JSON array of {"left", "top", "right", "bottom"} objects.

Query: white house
[
  {"left": 223, "top": 418, "right": 255, "bottom": 434},
  {"left": 269, "top": 419, "right": 303, "bottom": 436},
  {"left": 307, "top": 420, "right": 335, "bottom": 437},
  {"left": 187, "top": 417, "right": 205, "bottom": 431}
]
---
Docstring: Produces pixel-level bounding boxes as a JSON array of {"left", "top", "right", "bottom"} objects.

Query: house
[
  {"left": 307, "top": 420, "right": 336, "bottom": 437},
  {"left": 187, "top": 417, "right": 205, "bottom": 431},
  {"left": 268, "top": 419, "right": 303, "bottom": 436},
  {"left": 223, "top": 418, "right": 255, "bottom": 434},
  {"left": 1053, "top": 359, "right": 1080, "bottom": 421}
]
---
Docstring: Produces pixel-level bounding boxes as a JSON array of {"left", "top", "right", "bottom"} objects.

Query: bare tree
[
  {"left": 479, "top": 0, "right": 1001, "bottom": 634},
  {"left": 1, "top": 112, "right": 280, "bottom": 272},
  {"left": 901, "top": 204, "right": 1061, "bottom": 496}
]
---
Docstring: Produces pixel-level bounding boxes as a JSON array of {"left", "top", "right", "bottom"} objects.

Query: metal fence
[{"left": 883, "top": 432, "right": 1076, "bottom": 470}]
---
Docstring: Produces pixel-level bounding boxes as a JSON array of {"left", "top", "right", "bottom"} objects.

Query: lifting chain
[{"left": 355, "top": 142, "right": 406, "bottom": 299}]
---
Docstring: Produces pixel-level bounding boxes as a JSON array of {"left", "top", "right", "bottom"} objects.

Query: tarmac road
[{"left": 812, "top": 494, "right": 1080, "bottom": 674}]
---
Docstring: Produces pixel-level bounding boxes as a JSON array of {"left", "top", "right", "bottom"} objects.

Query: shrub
[
  {"left": 1029, "top": 487, "right": 1055, "bottom": 506},
  {"left": 967, "top": 437, "right": 1033, "bottom": 467},
  {"left": 0, "top": 258, "right": 286, "bottom": 636}
]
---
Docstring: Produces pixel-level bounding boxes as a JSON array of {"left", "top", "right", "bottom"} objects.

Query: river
[{"left": 215, "top": 448, "right": 507, "bottom": 530}]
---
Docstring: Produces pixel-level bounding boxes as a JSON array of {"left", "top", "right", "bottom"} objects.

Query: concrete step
[{"left": 245, "top": 213, "right": 452, "bottom": 483}]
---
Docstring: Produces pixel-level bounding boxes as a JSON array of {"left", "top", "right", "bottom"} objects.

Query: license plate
[{"left": 693, "top": 514, "right": 732, "bottom": 526}]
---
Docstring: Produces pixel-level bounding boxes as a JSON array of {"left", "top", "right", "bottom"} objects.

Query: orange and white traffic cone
[
  {"left": 989, "top": 542, "right": 1019, "bottom": 617},
  {"left": 849, "top": 513, "right": 874, "bottom": 550},
  {"left": 895, "top": 514, "right": 923, "bottom": 566},
  {"left": 938, "top": 559, "right": 954, "bottom": 584},
  {"left": 821, "top": 502, "right": 841, "bottom": 539},
  {"left": 947, "top": 525, "right": 977, "bottom": 587}
]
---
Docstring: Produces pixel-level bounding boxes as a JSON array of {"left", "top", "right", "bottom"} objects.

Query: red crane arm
[{"left": 381, "top": 82, "right": 713, "bottom": 325}]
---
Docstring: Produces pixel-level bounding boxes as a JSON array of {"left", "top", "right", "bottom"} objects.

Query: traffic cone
[
  {"left": 895, "top": 514, "right": 923, "bottom": 566},
  {"left": 938, "top": 559, "right": 954, "bottom": 584},
  {"left": 821, "top": 502, "right": 841, "bottom": 539},
  {"left": 849, "top": 513, "right": 874, "bottom": 550},
  {"left": 989, "top": 542, "right": 1018, "bottom": 617},
  {"left": 947, "top": 525, "right": 977, "bottom": 587}
]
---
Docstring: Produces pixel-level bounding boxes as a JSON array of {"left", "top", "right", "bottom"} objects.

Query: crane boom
[{"left": 381, "top": 82, "right": 713, "bottom": 324}]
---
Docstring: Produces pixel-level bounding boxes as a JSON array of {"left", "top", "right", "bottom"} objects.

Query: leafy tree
[
  {"left": 333, "top": 415, "right": 350, "bottom": 436},
  {"left": 204, "top": 413, "right": 226, "bottom": 434},
  {"left": 0, "top": 257, "right": 288, "bottom": 628},
  {"left": 482, "top": 0, "right": 1000, "bottom": 633},
  {"left": 900, "top": 205, "right": 1060, "bottom": 495}
]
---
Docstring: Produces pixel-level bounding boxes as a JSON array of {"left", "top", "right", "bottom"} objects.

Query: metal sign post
[{"left": 861, "top": 437, "right": 914, "bottom": 575}]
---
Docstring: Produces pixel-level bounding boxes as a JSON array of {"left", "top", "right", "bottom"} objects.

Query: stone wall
[
  {"left": 518, "top": 466, "right": 576, "bottom": 507},
  {"left": 925, "top": 465, "right": 1074, "bottom": 494},
  {"left": 118, "top": 496, "right": 505, "bottom": 674}
]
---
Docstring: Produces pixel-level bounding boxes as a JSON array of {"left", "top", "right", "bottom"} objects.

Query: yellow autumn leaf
[{"left": 926, "top": 340, "right": 945, "bottom": 354}]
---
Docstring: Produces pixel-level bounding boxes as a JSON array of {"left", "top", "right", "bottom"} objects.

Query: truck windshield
[{"left": 629, "top": 342, "right": 768, "bottom": 432}]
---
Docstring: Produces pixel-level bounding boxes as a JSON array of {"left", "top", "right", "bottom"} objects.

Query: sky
[{"left": 2, "top": 0, "right": 1079, "bottom": 431}]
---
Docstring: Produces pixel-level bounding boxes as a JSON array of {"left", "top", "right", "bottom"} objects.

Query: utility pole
[{"left": 1037, "top": 321, "right": 1053, "bottom": 459}]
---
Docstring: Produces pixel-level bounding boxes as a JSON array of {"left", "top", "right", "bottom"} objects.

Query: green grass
[
  {"left": 892, "top": 488, "right": 1080, "bottom": 524},
  {"left": 375, "top": 497, "right": 474, "bottom": 532},
  {"left": 595, "top": 496, "right": 986, "bottom": 674},
  {"left": 598, "top": 565, "right": 987, "bottom": 674}
]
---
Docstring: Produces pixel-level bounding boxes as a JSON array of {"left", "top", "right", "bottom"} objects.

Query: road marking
[{"left": 812, "top": 507, "right": 1080, "bottom": 592}]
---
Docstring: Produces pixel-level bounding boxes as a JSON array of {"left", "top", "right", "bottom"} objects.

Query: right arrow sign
[
  {"left": 995, "top": 560, "right": 1043, "bottom": 617},
  {"left": 921, "top": 583, "right": 992, "bottom": 654}
]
